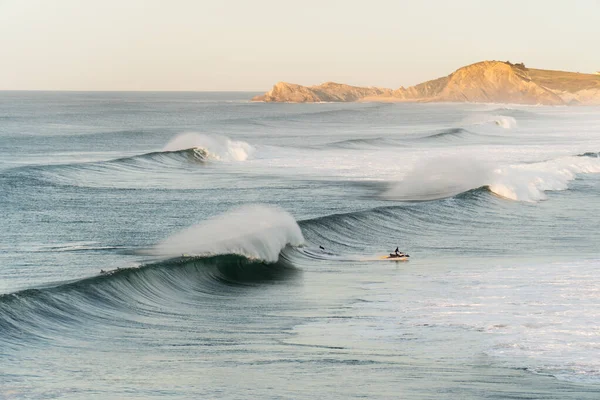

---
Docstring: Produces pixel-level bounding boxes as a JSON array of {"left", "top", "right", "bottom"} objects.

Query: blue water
[{"left": 1, "top": 92, "right": 600, "bottom": 399}]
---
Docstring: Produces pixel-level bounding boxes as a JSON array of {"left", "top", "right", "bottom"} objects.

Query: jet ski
[{"left": 380, "top": 253, "right": 410, "bottom": 261}]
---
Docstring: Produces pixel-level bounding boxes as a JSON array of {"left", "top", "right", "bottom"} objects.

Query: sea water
[{"left": 1, "top": 91, "right": 599, "bottom": 399}]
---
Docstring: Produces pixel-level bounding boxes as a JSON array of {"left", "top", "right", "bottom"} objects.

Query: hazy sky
[{"left": 1, "top": 0, "right": 599, "bottom": 91}]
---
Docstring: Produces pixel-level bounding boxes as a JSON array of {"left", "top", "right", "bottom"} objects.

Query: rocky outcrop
[
  {"left": 252, "top": 61, "right": 600, "bottom": 105},
  {"left": 253, "top": 81, "right": 394, "bottom": 103}
]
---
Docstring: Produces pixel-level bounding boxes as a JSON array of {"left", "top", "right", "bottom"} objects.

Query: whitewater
[{"left": 1, "top": 92, "right": 599, "bottom": 399}]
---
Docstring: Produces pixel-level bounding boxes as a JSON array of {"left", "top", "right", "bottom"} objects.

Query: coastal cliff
[{"left": 252, "top": 61, "right": 600, "bottom": 105}]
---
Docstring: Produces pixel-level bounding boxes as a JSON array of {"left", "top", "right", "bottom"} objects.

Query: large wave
[
  {"left": 0, "top": 204, "right": 304, "bottom": 343},
  {"left": 149, "top": 204, "right": 305, "bottom": 262},
  {"left": 0, "top": 254, "right": 298, "bottom": 346},
  {"left": 383, "top": 153, "right": 600, "bottom": 202}
]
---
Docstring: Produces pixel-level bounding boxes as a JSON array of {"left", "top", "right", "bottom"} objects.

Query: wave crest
[
  {"left": 489, "top": 156, "right": 600, "bottom": 201},
  {"left": 383, "top": 156, "right": 492, "bottom": 201},
  {"left": 149, "top": 205, "right": 304, "bottom": 262},
  {"left": 163, "top": 132, "right": 254, "bottom": 161},
  {"left": 383, "top": 154, "right": 600, "bottom": 202}
]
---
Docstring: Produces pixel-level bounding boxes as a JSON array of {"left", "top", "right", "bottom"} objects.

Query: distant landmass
[{"left": 252, "top": 61, "right": 600, "bottom": 105}]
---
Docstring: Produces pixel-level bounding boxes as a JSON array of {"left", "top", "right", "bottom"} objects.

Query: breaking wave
[
  {"left": 383, "top": 153, "right": 600, "bottom": 202},
  {"left": 149, "top": 204, "right": 304, "bottom": 262},
  {"left": 163, "top": 132, "right": 254, "bottom": 162},
  {"left": 0, "top": 204, "right": 304, "bottom": 343},
  {"left": 8, "top": 133, "right": 256, "bottom": 189}
]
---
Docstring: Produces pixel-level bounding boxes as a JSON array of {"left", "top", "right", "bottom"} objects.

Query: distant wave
[
  {"left": 483, "top": 107, "right": 540, "bottom": 119},
  {"left": 5, "top": 133, "right": 255, "bottom": 189},
  {"left": 461, "top": 114, "right": 517, "bottom": 129},
  {"left": 578, "top": 151, "right": 599, "bottom": 158},
  {"left": 163, "top": 132, "right": 254, "bottom": 162},
  {"left": 324, "top": 137, "right": 398, "bottom": 149},
  {"left": 383, "top": 153, "right": 600, "bottom": 202},
  {"left": 265, "top": 103, "right": 392, "bottom": 121},
  {"left": 6, "top": 148, "right": 212, "bottom": 189},
  {"left": 68, "top": 133, "right": 254, "bottom": 168},
  {"left": 418, "top": 127, "right": 475, "bottom": 141},
  {"left": 324, "top": 126, "right": 502, "bottom": 148}
]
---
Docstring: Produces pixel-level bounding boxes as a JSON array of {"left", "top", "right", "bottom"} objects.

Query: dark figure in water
[{"left": 319, "top": 245, "right": 325, "bottom": 250}]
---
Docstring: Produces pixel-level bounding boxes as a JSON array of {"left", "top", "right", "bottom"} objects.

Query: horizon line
[{"left": 0, "top": 89, "right": 265, "bottom": 93}]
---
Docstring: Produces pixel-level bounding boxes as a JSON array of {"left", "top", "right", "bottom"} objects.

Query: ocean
[{"left": 1, "top": 91, "right": 599, "bottom": 399}]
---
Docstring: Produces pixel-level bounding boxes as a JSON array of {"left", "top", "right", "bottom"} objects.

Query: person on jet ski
[{"left": 394, "top": 247, "right": 403, "bottom": 257}]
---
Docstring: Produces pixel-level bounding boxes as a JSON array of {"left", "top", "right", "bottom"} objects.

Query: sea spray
[
  {"left": 383, "top": 156, "right": 492, "bottom": 201},
  {"left": 489, "top": 155, "right": 600, "bottom": 201},
  {"left": 151, "top": 205, "right": 304, "bottom": 262},
  {"left": 163, "top": 132, "right": 254, "bottom": 161},
  {"left": 383, "top": 155, "right": 600, "bottom": 202}
]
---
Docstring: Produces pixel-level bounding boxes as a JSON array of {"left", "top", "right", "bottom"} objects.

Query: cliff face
[
  {"left": 427, "top": 61, "right": 563, "bottom": 105},
  {"left": 252, "top": 61, "right": 600, "bottom": 105}
]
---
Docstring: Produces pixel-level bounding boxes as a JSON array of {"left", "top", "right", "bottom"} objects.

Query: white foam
[
  {"left": 489, "top": 156, "right": 600, "bottom": 202},
  {"left": 163, "top": 132, "right": 254, "bottom": 161},
  {"left": 383, "top": 155, "right": 600, "bottom": 202},
  {"left": 150, "top": 204, "right": 304, "bottom": 262}
]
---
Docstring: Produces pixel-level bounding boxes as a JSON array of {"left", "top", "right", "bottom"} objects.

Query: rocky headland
[{"left": 252, "top": 61, "right": 600, "bottom": 105}]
